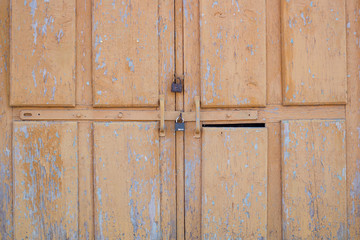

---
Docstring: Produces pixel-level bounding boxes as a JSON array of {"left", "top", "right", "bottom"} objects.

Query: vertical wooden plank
[
  {"left": 92, "top": 0, "right": 160, "bottom": 107},
  {"left": 10, "top": 0, "right": 76, "bottom": 106},
  {"left": 94, "top": 122, "right": 161, "bottom": 239},
  {"left": 184, "top": 0, "right": 200, "bottom": 113},
  {"left": 0, "top": 1, "right": 12, "bottom": 238},
  {"left": 77, "top": 0, "right": 94, "bottom": 238},
  {"left": 79, "top": 122, "right": 94, "bottom": 240},
  {"left": 282, "top": 120, "right": 346, "bottom": 239},
  {"left": 267, "top": 122, "right": 282, "bottom": 240},
  {"left": 346, "top": 0, "right": 360, "bottom": 238},
  {"left": 159, "top": 0, "right": 176, "bottom": 238},
  {"left": 184, "top": 123, "right": 202, "bottom": 239},
  {"left": 76, "top": 0, "right": 93, "bottom": 106},
  {"left": 13, "top": 122, "right": 78, "bottom": 239},
  {"left": 175, "top": 0, "right": 185, "bottom": 239},
  {"left": 266, "top": 1, "right": 282, "bottom": 236},
  {"left": 267, "top": 0, "right": 282, "bottom": 105},
  {"left": 282, "top": 0, "right": 347, "bottom": 105},
  {"left": 183, "top": 0, "right": 201, "bottom": 238},
  {"left": 201, "top": 128, "right": 267, "bottom": 239},
  {"left": 200, "top": 0, "right": 266, "bottom": 108},
  {"left": 160, "top": 121, "right": 177, "bottom": 239}
]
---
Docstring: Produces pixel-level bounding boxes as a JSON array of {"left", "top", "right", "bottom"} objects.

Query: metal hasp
[
  {"left": 159, "top": 95, "right": 165, "bottom": 136},
  {"left": 194, "top": 96, "right": 201, "bottom": 138}
]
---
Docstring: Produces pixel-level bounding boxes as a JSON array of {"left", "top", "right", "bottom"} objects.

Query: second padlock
[{"left": 175, "top": 113, "right": 185, "bottom": 131}]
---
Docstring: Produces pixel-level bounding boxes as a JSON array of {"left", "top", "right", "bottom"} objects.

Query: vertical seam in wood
[{"left": 77, "top": 122, "right": 80, "bottom": 239}]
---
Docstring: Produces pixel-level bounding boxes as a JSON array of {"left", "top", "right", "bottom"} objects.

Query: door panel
[
  {"left": 93, "top": 122, "right": 161, "bottom": 239},
  {"left": 202, "top": 127, "right": 268, "bottom": 239},
  {"left": 10, "top": 0, "right": 76, "bottom": 106},
  {"left": 13, "top": 122, "right": 78, "bottom": 239},
  {"left": 200, "top": 0, "right": 266, "bottom": 108},
  {"left": 282, "top": 120, "right": 346, "bottom": 239},
  {"left": 282, "top": 0, "right": 347, "bottom": 105},
  {"left": 93, "top": 1, "right": 160, "bottom": 107}
]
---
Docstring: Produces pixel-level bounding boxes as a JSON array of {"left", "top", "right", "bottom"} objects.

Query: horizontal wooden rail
[
  {"left": 17, "top": 105, "right": 345, "bottom": 123},
  {"left": 19, "top": 109, "right": 258, "bottom": 122}
]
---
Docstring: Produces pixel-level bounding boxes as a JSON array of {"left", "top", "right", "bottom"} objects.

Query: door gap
[{"left": 202, "top": 123, "right": 265, "bottom": 128}]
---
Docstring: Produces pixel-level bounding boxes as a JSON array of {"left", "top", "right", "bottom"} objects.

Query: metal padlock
[
  {"left": 171, "top": 76, "right": 183, "bottom": 93},
  {"left": 175, "top": 113, "right": 185, "bottom": 132}
]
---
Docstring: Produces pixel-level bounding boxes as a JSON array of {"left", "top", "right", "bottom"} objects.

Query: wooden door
[
  {"left": 1, "top": 0, "right": 360, "bottom": 240},
  {"left": 183, "top": 0, "right": 360, "bottom": 239},
  {"left": 1, "top": 0, "right": 177, "bottom": 239}
]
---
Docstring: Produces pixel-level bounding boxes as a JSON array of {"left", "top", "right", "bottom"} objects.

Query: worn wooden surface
[
  {"left": 183, "top": 0, "right": 203, "bottom": 237},
  {"left": 267, "top": 0, "right": 282, "bottom": 105},
  {"left": 0, "top": 0, "right": 12, "bottom": 238},
  {"left": 200, "top": 0, "right": 266, "bottom": 107},
  {"left": 282, "top": 0, "right": 347, "bottom": 105},
  {"left": 13, "top": 122, "right": 78, "bottom": 239},
  {"left": 267, "top": 122, "right": 282, "bottom": 239},
  {"left": 78, "top": 122, "right": 93, "bottom": 240},
  {"left": 282, "top": 120, "right": 346, "bottom": 239},
  {"left": 346, "top": 0, "right": 360, "bottom": 238},
  {"left": 76, "top": 0, "right": 92, "bottom": 106},
  {"left": 202, "top": 127, "right": 267, "bottom": 239},
  {"left": 1, "top": 0, "right": 359, "bottom": 239},
  {"left": 94, "top": 122, "right": 160, "bottom": 239},
  {"left": 10, "top": 0, "right": 76, "bottom": 106},
  {"left": 93, "top": 0, "right": 160, "bottom": 107}
]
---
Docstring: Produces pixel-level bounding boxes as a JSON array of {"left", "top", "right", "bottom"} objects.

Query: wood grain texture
[
  {"left": 282, "top": 0, "right": 347, "bottom": 105},
  {"left": 346, "top": 0, "right": 360, "bottom": 238},
  {"left": 93, "top": 0, "right": 161, "bottom": 107},
  {"left": 184, "top": 0, "right": 200, "bottom": 113},
  {"left": 78, "top": 122, "right": 94, "bottom": 240},
  {"left": 267, "top": 0, "right": 282, "bottom": 105},
  {"left": 160, "top": 121, "right": 177, "bottom": 239},
  {"left": 267, "top": 122, "right": 282, "bottom": 240},
  {"left": 200, "top": 0, "right": 266, "bottom": 107},
  {"left": 10, "top": 0, "right": 76, "bottom": 106},
  {"left": 76, "top": 0, "right": 92, "bottom": 106},
  {"left": 202, "top": 127, "right": 267, "bottom": 239},
  {"left": 175, "top": 1, "right": 185, "bottom": 237},
  {"left": 184, "top": 122, "right": 202, "bottom": 239},
  {"left": 13, "top": 122, "right": 78, "bottom": 239},
  {"left": 0, "top": 1, "right": 13, "bottom": 238},
  {"left": 94, "top": 122, "right": 161, "bottom": 239},
  {"left": 282, "top": 120, "right": 346, "bottom": 239}
]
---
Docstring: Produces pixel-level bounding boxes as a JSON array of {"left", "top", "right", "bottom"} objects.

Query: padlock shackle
[{"left": 176, "top": 113, "right": 184, "bottom": 123}]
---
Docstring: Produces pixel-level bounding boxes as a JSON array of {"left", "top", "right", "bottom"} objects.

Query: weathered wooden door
[
  {"left": 182, "top": 0, "right": 360, "bottom": 239},
  {"left": 1, "top": 0, "right": 360, "bottom": 240},
  {"left": 1, "top": 0, "right": 177, "bottom": 239}
]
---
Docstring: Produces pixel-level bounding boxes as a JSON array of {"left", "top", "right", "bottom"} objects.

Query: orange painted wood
[
  {"left": 202, "top": 127, "right": 268, "bottom": 239},
  {"left": 93, "top": 1, "right": 164, "bottom": 107},
  {"left": 78, "top": 122, "right": 94, "bottom": 239},
  {"left": 76, "top": 0, "right": 92, "bottom": 106},
  {"left": 94, "top": 122, "right": 161, "bottom": 238},
  {"left": 10, "top": 0, "right": 76, "bottom": 106},
  {"left": 346, "top": 0, "right": 360, "bottom": 237},
  {"left": 267, "top": 122, "right": 282, "bottom": 239},
  {"left": 0, "top": 0, "right": 13, "bottom": 237},
  {"left": 282, "top": 120, "right": 346, "bottom": 239},
  {"left": 200, "top": 0, "right": 266, "bottom": 107},
  {"left": 282, "top": 0, "right": 347, "bottom": 105},
  {"left": 267, "top": 0, "right": 282, "bottom": 105},
  {"left": 2, "top": 0, "right": 360, "bottom": 239},
  {"left": 13, "top": 122, "right": 78, "bottom": 239}
]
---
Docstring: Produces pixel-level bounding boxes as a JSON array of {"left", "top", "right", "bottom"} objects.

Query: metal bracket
[
  {"left": 160, "top": 95, "right": 165, "bottom": 137},
  {"left": 195, "top": 96, "right": 201, "bottom": 138}
]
